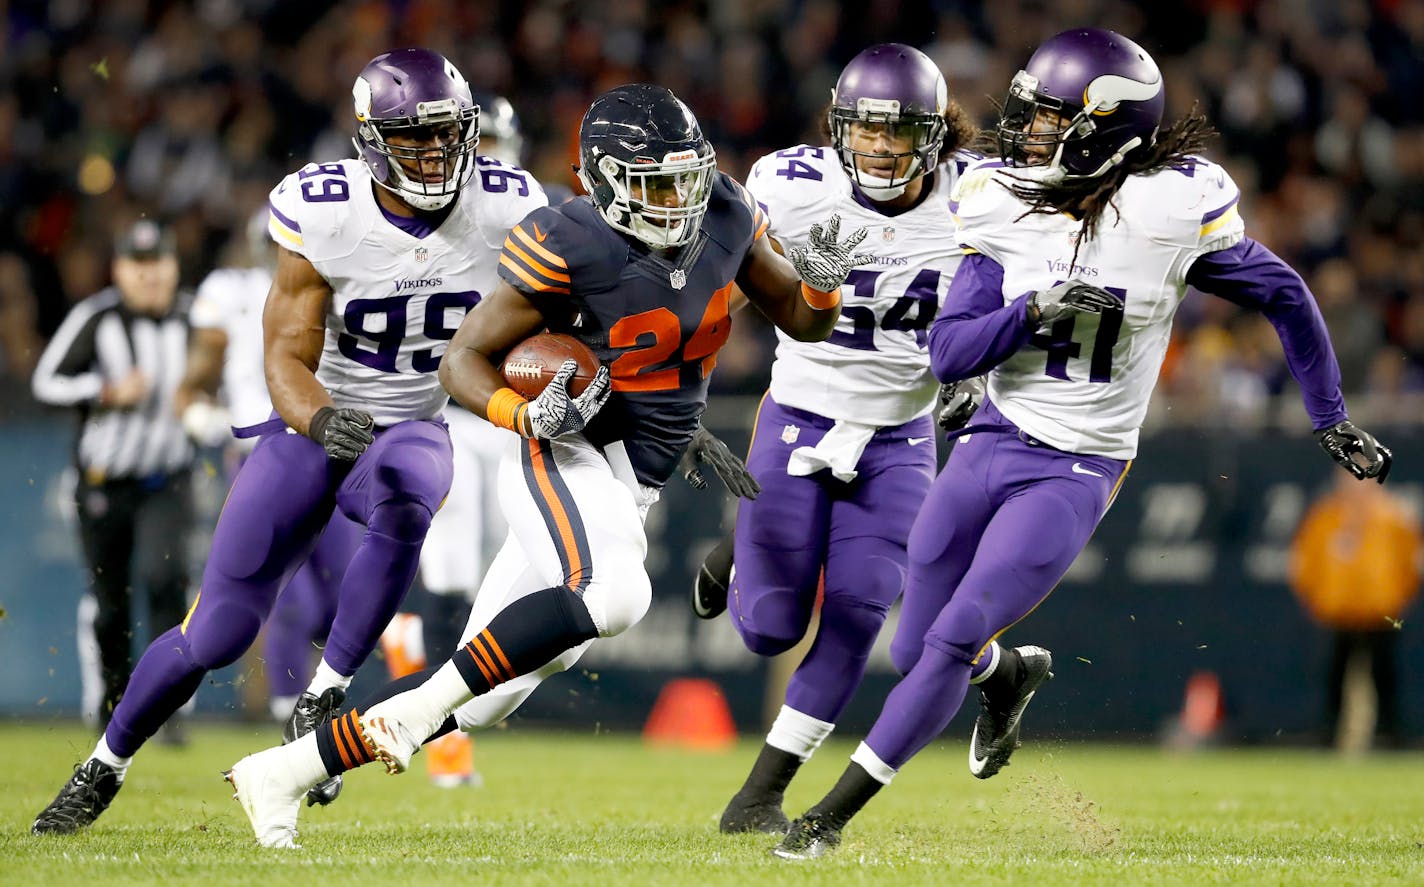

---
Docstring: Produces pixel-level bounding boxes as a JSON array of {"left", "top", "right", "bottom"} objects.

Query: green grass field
[{"left": 2, "top": 722, "right": 1422, "bottom": 885}]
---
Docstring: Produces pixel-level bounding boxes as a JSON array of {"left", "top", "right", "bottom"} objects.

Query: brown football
[{"left": 499, "top": 333, "right": 602, "bottom": 399}]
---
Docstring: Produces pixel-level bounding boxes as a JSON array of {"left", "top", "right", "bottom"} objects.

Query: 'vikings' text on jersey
[
  {"left": 749, "top": 145, "right": 977, "bottom": 425},
  {"left": 268, "top": 157, "right": 547, "bottom": 425},
  {"left": 950, "top": 154, "right": 1245, "bottom": 458}
]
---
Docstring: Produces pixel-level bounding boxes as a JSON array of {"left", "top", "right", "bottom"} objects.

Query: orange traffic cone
[
  {"left": 380, "top": 613, "right": 425, "bottom": 679},
  {"left": 426, "top": 730, "right": 480, "bottom": 788},
  {"left": 643, "top": 678, "right": 737, "bottom": 750},
  {"left": 1181, "top": 670, "right": 1224, "bottom": 739}
]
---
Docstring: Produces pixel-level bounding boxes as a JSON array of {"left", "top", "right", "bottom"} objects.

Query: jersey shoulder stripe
[{"left": 498, "top": 203, "right": 605, "bottom": 297}]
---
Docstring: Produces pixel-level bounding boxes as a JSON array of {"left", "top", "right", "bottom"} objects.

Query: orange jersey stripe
[
  {"left": 504, "top": 238, "right": 572, "bottom": 283},
  {"left": 527, "top": 440, "right": 588, "bottom": 590},
  {"left": 500, "top": 255, "right": 571, "bottom": 294},
  {"left": 511, "top": 225, "right": 569, "bottom": 268}
]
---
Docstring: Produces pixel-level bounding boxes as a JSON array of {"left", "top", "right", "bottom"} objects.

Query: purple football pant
[
  {"left": 105, "top": 419, "right": 452, "bottom": 756},
  {"left": 728, "top": 396, "right": 935, "bottom": 724},
  {"left": 262, "top": 511, "right": 364, "bottom": 699},
  {"left": 863, "top": 421, "right": 1127, "bottom": 769}
]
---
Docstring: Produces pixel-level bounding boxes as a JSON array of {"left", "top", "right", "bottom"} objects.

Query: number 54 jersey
[
  {"left": 267, "top": 157, "right": 548, "bottom": 425},
  {"left": 952, "top": 156, "right": 1246, "bottom": 459},
  {"left": 747, "top": 145, "right": 975, "bottom": 427}
]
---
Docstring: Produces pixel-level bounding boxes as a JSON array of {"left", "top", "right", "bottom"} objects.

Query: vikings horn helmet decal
[
  {"left": 996, "top": 28, "right": 1164, "bottom": 180},
  {"left": 353, "top": 48, "right": 480, "bottom": 211}
]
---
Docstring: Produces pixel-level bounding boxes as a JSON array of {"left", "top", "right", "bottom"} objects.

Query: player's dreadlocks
[{"left": 982, "top": 106, "right": 1218, "bottom": 251}]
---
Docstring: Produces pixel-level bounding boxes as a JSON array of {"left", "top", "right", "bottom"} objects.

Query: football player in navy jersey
[
  {"left": 772, "top": 29, "right": 1391, "bottom": 859},
  {"left": 225, "top": 82, "right": 870, "bottom": 848},
  {"left": 33, "top": 48, "right": 549, "bottom": 836}
]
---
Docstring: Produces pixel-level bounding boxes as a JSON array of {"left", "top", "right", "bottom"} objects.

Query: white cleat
[
  {"left": 360, "top": 713, "right": 422, "bottom": 775},
  {"left": 224, "top": 747, "right": 307, "bottom": 849}
]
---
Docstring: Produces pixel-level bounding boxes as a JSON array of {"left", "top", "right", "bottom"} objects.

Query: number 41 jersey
[
  {"left": 952, "top": 155, "right": 1246, "bottom": 458},
  {"left": 747, "top": 145, "right": 973, "bottom": 426},
  {"left": 268, "top": 157, "right": 547, "bottom": 425}
]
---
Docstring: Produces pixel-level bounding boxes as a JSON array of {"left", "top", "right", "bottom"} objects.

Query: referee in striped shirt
[{"left": 32, "top": 219, "right": 197, "bottom": 728}]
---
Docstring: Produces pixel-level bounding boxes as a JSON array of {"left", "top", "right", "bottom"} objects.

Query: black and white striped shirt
[{"left": 32, "top": 286, "right": 194, "bottom": 480}]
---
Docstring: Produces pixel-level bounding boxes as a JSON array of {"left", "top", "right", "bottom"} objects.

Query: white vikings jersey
[
  {"left": 747, "top": 146, "right": 972, "bottom": 426},
  {"left": 952, "top": 155, "right": 1246, "bottom": 458},
  {"left": 190, "top": 266, "right": 274, "bottom": 430},
  {"left": 267, "top": 157, "right": 547, "bottom": 424}
]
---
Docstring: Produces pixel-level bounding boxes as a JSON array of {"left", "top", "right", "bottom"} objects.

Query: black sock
[
  {"left": 419, "top": 590, "right": 473, "bottom": 663},
  {"left": 806, "top": 762, "right": 884, "bottom": 830},
  {"left": 316, "top": 670, "right": 460, "bottom": 777},
  {"left": 978, "top": 646, "right": 1023, "bottom": 698},
  {"left": 452, "top": 585, "right": 598, "bottom": 695},
  {"left": 701, "top": 531, "right": 735, "bottom": 589},
  {"left": 735, "top": 743, "right": 802, "bottom": 800}
]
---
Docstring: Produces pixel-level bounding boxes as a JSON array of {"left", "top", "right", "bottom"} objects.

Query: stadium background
[{"left": 2, "top": 0, "right": 1423, "bottom": 744}]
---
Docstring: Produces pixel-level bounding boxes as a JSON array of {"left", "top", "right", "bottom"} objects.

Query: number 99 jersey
[
  {"left": 267, "top": 157, "right": 548, "bottom": 425},
  {"left": 952, "top": 155, "right": 1246, "bottom": 458},
  {"left": 497, "top": 173, "right": 765, "bottom": 488},
  {"left": 747, "top": 144, "right": 974, "bottom": 427}
]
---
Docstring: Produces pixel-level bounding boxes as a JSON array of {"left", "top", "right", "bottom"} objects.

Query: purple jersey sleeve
[
  {"left": 927, "top": 252, "right": 1035, "bottom": 383},
  {"left": 1185, "top": 237, "right": 1347, "bottom": 430}
]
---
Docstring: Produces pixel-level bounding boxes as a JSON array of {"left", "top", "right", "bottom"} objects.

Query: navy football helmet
[
  {"left": 577, "top": 84, "right": 717, "bottom": 249},
  {"left": 353, "top": 48, "right": 479, "bottom": 211},
  {"left": 997, "top": 28, "right": 1164, "bottom": 181},
  {"left": 829, "top": 44, "right": 948, "bottom": 200},
  {"left": 472, "top": 91, "right": 524, "bottom": 166}
]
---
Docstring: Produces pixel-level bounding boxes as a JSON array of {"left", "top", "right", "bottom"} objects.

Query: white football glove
[
  {"left": 788, "top": 213, "right": 874, "bottom": 293},
  {"left": 526, "top": 360, "right": 612, "bottom": 439}
]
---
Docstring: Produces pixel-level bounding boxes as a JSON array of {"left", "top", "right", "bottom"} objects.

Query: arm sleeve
[
  {"left": 927, "top": 253, "right": 1036, "bottom": 383},
  {"left": 32, "top": 300, "right": 105, "bottom": 405},
  {"left": 1185, "top": 237, "right": 1347, "bottom": 429}
]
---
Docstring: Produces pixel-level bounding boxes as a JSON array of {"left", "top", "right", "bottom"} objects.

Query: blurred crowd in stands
[{"left": 3, "top": 0, "right": 1423, "bottom": 426}]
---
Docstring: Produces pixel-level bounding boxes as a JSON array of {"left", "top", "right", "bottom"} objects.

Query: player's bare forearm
[
  {"left": 737, "top": 234, "right": 839, "bottom": 342},
  {"left": 263, "top": 247, "right": 335, "bottom": 436},
  {"left": 439, "top": 281, "right": 548, "bottom": 419},
  {"left": 175, "top": 327, "right": 227, "bottom": 414}
]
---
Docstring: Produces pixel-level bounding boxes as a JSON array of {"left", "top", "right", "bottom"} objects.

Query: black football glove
[
  {"left": 937, "top": 376, "right": 985, "bottom": 433},
  {"left": 308, "top": 406, "right": 375, "bottom": 461},
  {"left": 1315, "top": 420, "right": 1392, "bottom": 483},
  {"left": 1029, "top": 280, "right": 1122, "bottom": 327},
  {"left": 679, "top": 424, "right": 760, "bottom": 500}
]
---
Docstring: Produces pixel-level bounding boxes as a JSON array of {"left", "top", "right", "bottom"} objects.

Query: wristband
[
  {"left": 486, "top": 388, "right": 531, "bottom": 437},
  {"left": 800, "top": 281, "right": 841, "bottom": 311}
]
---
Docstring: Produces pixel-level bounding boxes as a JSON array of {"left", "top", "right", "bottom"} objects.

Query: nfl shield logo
[
  {"left": 882, "top": 226, "right": 896, "bottom": 242},
  {"left": 781, "top": 424, "right": 800, "bottom": 444},
  {"left": 669, "top": 269, "right": 687, "bottom": 290},
  {"left": 415, "top": 247, "right": 429, "bottom": 262}
]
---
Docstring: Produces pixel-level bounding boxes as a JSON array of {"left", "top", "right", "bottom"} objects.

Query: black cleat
[
  {"left": 969, "top": 645, "right": 1053, "bottom": 779},
  {"left": 719, "top": 791, "right": 790, "bottom": 835},
  {"left": 693, "top": 534, "right": 734, "bottom": 620},
  {"left": 32, "top": 758, "right": 122, "bottom": 835},
  {"left": 283, "top": 687, "right": 345, "bottom": 806},
  {"left": 772, "top": 815, "right": 841, "bottom": 860}
]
